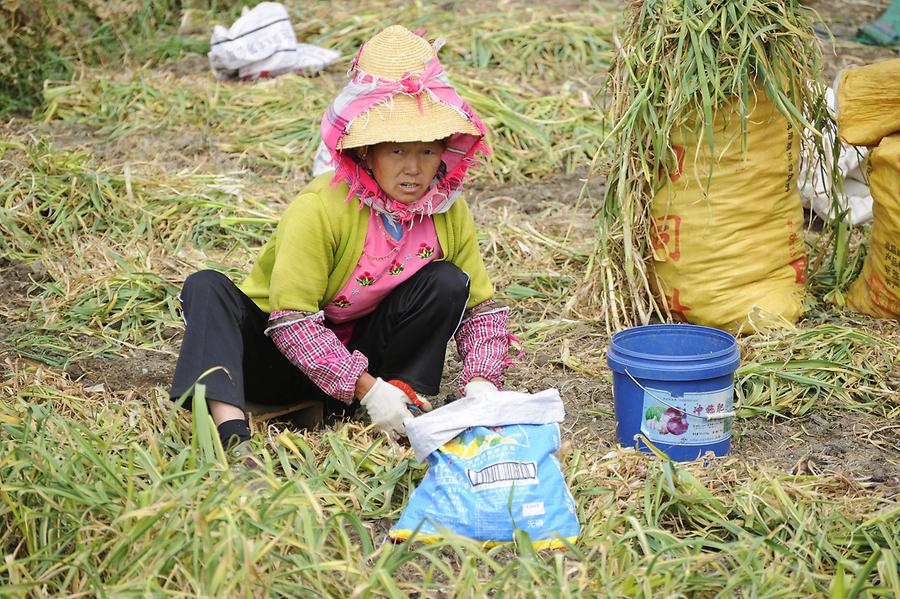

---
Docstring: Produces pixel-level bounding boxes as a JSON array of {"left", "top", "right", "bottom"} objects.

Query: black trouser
[{"left": 169, "top": 262, "right": 470, "bottom": 415}]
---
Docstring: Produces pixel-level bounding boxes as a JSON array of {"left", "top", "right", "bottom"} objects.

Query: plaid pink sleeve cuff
[
  {"left": 454, "top": 301, "right": 516, "bottom": 395},
  {"left": 266, "top": 310, "right": 368, "bottom": 405}
]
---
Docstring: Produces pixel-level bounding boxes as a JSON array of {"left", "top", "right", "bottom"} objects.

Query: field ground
[{"left": 1, "top": 0, "right": 899, "bottom": 596}]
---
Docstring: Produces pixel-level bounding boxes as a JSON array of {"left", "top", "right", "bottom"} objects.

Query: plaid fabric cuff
[
  {"left": 454, "top": 301, "right": 513, "bottom": 395},
  {"left": 266, "top": 310, "right": 368, "bottom": 404}
]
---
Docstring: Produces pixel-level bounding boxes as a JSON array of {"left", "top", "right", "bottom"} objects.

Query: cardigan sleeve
[
  {"left": 239, "top": 175, "right": 364, "bottom": 314},
  {"left": 268, "top": 193, "right": 335, "bottom": 313}
]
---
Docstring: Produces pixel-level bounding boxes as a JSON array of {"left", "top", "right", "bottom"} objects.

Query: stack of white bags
[{"left": 208, "top": 2, "right": 340, "bottom": 80}]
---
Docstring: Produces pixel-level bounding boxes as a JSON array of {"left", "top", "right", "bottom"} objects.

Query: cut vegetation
[{"left": 1, "top": 0, "right": 898, "bottom": 596}]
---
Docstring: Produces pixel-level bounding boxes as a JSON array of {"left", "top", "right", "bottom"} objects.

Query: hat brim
[{"left": 339, "top": 93, "right": 481, "bottom": 150}]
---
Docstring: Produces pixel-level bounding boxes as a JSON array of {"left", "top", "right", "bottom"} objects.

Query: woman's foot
[{"left": 217, "top": 418, "right": 251, "bottom": 449}]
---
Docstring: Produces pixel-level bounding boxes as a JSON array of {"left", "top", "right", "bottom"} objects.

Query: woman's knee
[
  {"left": 182, "top": 270, "right": 232, "bottom": 297},
  {"left": 180, "top": 270, "right": 241, "bottom": 314},
  {"left": 420, "top": 262, "right": 470, "bottom": 308}
]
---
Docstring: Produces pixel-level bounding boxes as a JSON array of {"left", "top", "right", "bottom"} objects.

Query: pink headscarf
[{"left": 320, "top": 46, "right": 490, "bottom": 224}]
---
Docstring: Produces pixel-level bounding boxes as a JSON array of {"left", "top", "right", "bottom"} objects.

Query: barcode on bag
[{"left": 466, "top": 461, "right": 538, "bottom": 490}]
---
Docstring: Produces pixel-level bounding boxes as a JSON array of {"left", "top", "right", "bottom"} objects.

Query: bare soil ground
[
  {"left": 1, "top": 0, "right": 897, "bottom": 496},
  {"left": 810, "top": 0, "right": 900, "bottom": 80}
]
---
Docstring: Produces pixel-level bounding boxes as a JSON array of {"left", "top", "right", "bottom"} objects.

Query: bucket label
[{"left": 640, "top": 387, "right": 733, "bottom": 446}]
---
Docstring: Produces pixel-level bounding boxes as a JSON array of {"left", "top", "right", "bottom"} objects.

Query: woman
[{"left": 169, "top": 26, "right": 512, "bottom": 455}]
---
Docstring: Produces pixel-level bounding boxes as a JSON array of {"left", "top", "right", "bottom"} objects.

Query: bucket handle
[{"left": 624, "top": 368, "right": 736, "bottom": 421}]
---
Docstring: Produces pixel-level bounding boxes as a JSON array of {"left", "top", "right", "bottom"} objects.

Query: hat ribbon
[
  {"left": 396, "top": 59, "right": 442, "bottom": 111},
  {"left": 352, "top": 57, "right": 446, "bottom": 114}
]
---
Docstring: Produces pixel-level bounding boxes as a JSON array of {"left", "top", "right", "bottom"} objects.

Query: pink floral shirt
[{"left": 324, "top": 210, "right": 442, "bottom": 326}]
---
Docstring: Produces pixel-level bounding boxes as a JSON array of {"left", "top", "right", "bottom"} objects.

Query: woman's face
[{"left": 366, "top": 140, "right": 444, "bottom": 204}]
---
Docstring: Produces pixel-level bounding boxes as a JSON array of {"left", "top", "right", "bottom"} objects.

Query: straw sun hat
[{"left": 339, "top": 25, "right": 481, "bottom": 150}]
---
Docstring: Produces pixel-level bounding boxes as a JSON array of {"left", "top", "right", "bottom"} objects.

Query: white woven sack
[
  {"left": 208, "top": 2, "right": 299, "bottom": 79},
  {"left": 238, "top": 43, "right": 340, "bottom": 80}
]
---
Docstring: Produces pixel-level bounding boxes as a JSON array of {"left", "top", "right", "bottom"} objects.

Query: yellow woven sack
[
  {"left": 651, "top": 90, "right": 806, "bottom": 333},
  {"left": 847, "top": 133, "right": 900, "bottom": 319},
  {"left": 838, "top": 58, "right": 900, "bottom": 147}
]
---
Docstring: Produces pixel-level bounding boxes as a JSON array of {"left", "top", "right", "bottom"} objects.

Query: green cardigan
[{"left": 240, "top": 173, "right": 494, "bottom": 314}]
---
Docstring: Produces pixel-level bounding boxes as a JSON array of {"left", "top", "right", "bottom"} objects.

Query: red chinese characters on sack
[
  {"left": 652, "top": 215, "right": 682, "bottom": 262},
  {"left": 869, "top": 272, "right": 900, "bottom": 314},
  {"left": 664, "top": 288, "right": 691, "bottom": 322},
  {"left": 785, "top": 218, "right": 808, "bottom": 282},
  {"left": 789, "top": 257, "right": 807, "bottom": 284},
  {"left": 784, "top": 217, "right": 806, "bottom": 283}
]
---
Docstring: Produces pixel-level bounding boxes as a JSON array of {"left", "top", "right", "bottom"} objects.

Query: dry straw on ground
[{"left": 2, "top": 364, "right": 897, "bottom": 595}]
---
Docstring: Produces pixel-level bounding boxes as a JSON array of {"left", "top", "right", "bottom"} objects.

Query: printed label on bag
[
  {"left": 522, "top": 502, "right": 545, "bottom": 517},
  {"left": 466, "top": 461, "right": 538, "bottom": 490},
  {"left": 640, "top": 387, "right": 733, "bottom": 445}
]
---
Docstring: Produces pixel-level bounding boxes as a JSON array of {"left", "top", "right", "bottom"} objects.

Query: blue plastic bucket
[{"left": 606, "top": 324, "right": 740, "bottom": 461}]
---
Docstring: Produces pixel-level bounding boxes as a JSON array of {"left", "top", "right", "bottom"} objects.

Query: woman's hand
[
  {"left": 360, "top": 377, "right": 414, "bottom": 439},
  {"left": 464, "top": 377, "right": 497, "bottom": 398}
]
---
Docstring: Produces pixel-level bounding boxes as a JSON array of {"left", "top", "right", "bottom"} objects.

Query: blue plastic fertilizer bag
[{"left": 390, "top": 389, "right": 579, "bottom": 549}]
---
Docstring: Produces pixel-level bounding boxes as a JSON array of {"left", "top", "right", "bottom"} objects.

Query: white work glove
[
  {"left": 464, "top": 379, "right": 498, "bottom": 398},
  {"left": 361, "top": 378, "right": 415, "bottom": 439}
]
